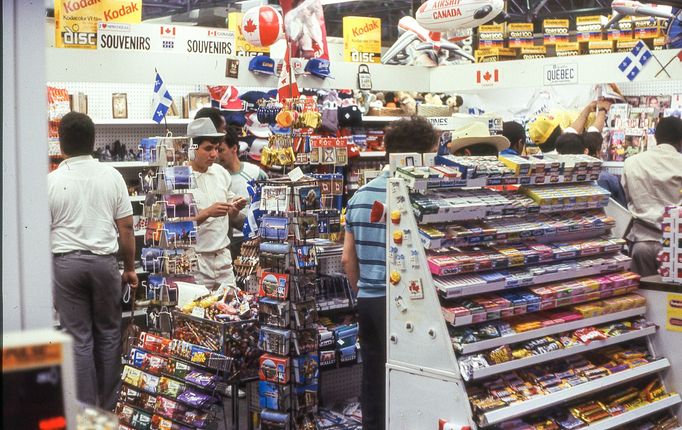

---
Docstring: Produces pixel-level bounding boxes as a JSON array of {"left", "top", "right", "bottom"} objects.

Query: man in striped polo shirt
[{"left": 342, "top": 116, "right": 437, "bottom": 430}]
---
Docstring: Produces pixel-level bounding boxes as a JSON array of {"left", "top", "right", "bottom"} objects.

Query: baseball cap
[
  {"left": 528, "top": 114, "right": 560, "bottom": 145},
  {"left": 245, "top": 112, "right": 272, "bottom": 138},
  {"left": 187, "top": 118, "right": 224, "bottom": 138},
  {"left": 304, "top": 58, "right": 332, "bottom": 79},
  {"left": 240, "top": 91, "right": 269, "bottom": 107},
  {"left": 224, "top": 111, "right": 247, "bottom": 127},
  {"left": 249, "top": 55, "right": 276, "bottom": 76},
  {"left": 248, "top": 138, "right": 269, "bottom": 161}
]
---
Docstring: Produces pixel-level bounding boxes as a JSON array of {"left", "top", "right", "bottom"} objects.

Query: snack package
[{"left": 176, "top": 388, "right": 214, "bottom": 409}]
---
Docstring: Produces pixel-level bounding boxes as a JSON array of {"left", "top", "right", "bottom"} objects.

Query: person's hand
[
  {"left": 230, "top": 197, "right": 247, "bottom": 211},
  {"left": 204, "top": 202, "right": 232, "bottom": 218},
  {"left": 226, "top": 203, "right": 241, "bottom": 218},
  {"left": 587, "top": 100, "right": 598, "bottom": 111},
  {"left": 122, "top": 270, "right": 139, "bottom": 290}
]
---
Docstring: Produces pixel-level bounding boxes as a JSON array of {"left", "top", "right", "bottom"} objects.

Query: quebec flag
[
  {"left": 152, "top": 72, "right": 173, "bottom": 123},
  {"left": 618, "top": 40, "right": 653, "bottom": 81}
]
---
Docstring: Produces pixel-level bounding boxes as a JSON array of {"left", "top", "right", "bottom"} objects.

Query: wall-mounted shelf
[{"left": 94, "top": 119, "right": 189, "bottom": 126}]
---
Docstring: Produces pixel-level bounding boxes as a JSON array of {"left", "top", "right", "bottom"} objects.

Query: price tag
[
  {"left": 191, "top": 307, "right": 205, "bottom": 318},
  {"left": 287, "top": 167, "right": 305, "bottom": 182}
]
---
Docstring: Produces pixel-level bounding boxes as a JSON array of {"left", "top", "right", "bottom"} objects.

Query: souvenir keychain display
[{"left": 255, "top": 176, "right": 323, "bottom": 430}]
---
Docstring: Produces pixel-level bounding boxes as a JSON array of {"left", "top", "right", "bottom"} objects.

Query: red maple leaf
[
  {"left": 483, "top": 71, "right": 492, "bottom": 81},
  {"left": 243, "top": 18, "right": 257, "bottom": 34}
]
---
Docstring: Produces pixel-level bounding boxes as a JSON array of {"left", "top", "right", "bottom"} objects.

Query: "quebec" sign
[{"left": 543, "top": 63, "right": 579, "bottom": 86}]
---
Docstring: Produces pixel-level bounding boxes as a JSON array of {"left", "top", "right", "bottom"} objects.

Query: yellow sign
[
  {"left": 3, "top": 343, "right": 62, "bottom": 372},
  {"left": 227, "top": 12, "right": 270, "bottom": 56},
  {"left": 666, "top": 293, "right": 682, "bottom": 332},
  {"left": 55, "top": 0, "right": 142, "bottom": 49},
  {"left": 343, "top": 16, "right": 381, "bottom": 63}
]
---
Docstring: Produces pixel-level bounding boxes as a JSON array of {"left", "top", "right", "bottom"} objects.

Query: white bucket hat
[{"left": 186, "top": 118, "right": 224, "bottom": 138}]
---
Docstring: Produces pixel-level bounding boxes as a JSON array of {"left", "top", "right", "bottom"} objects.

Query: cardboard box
[
  {"left": 508, "top": 23, "right": 535, "bottom": 48},
  {"left": 543, "top": 19, "right": 570, "bottom": 45},
  {"left": 519, "top": 46, "right": 546, "bottom": 59},
  {"left": 616, "top": 39, "right": 639, "bottom": 52},
  {"left": 475, "top": 47, "right": 517, "bottom": 62},
  {"left": 478, "top": 23, "right": 506, "bottom": 49},
  {"left": 633, "top": 16, "right": 660, "bottom": 39},
  {"left": 555, "top": 42, "right": 581, "bottom": 57},
  {"left": 588, "top": 40, "right": 614, "bottom": 54},
  {"left": 576, "top": 16, "right": 605, "bottom": 43},
  {"left": 608, "top": 16, "right": 633, "bottom": 41}
]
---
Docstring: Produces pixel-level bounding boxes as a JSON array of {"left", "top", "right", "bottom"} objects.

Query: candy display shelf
[
  {"left": 583, "top": 395, "right": 682, "bottom": 430},
  {"left": 458, "top": 306, "right": 647, "bottom": 355},
  {"left": 384, "top": 153, "right": 678, "bottom": 429},
  {"left": 479, "top": 359, "right": 671, "bottom": 427},
  {"left": 435, "top": 255, "right": 632, "bottom": 299},
  {"left": 469, "top": 325, "right": 657, "bottom": 380}
]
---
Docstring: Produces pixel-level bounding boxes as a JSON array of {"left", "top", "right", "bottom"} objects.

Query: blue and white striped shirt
[{"left": 345, "top": 171, "right": 389, "bottom": 298}]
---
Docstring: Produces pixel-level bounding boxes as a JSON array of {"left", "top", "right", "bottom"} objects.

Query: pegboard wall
[
  {"left": 618, "top": 80, "right": 682, "bottom": 96},
  {"left": 50, "top": 81, "right": 202, "bottom": 152},
  {"left": 319, "top": 363, "right": 363, "bottom": 407}
]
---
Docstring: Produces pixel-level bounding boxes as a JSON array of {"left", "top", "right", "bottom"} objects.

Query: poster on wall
[
  {"left": 279, "top": 0, "right": 330, "bottom": 60},
  {"left": 666, "top": 293, "right": 682, "bottom": 333},
  {"left": 227, "top": 12, "right": 271, "bottom": 56},
  {"left": 55, "top": 0, "right": 142, "bottom": 49},
  {"left": 343, "top": 16, "right": 381, "bottom": 63},
  {"left": 97, "top": 22, "right": 235, "bottom": 56}
]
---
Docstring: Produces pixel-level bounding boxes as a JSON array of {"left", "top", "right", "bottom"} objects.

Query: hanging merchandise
[
  {"left": 280, "top": 0, "right": 330, "bottom": 60},
  {"left": 240, "top": 5, "right": 284, "bottom": 48}
]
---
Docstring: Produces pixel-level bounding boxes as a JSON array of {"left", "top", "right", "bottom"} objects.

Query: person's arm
[
  {"left": 341, "top": 230, "right": 360, "bottom": 295},
  {"left": 569, "top": 101, "right": 598, "bottom": 134},
  {"left": 116, "top": 215, "right": 139, "bottom": 289},
  {"left": 195, "top": 202, "right": 232, "bottom": 226},
  {"left": 590, "top": 101, "right": 612, "bottom": 133}
]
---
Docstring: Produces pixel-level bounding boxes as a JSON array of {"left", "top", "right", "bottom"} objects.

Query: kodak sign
[
  {"left": 55, "top": 0, "right": 141, "bottom": 49},
  {"left": 343, "top": 16, "right": 381, "bottom": 63}
]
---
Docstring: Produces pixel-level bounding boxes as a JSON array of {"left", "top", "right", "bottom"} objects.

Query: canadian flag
[
  {"left": 476, "top": 69, "right": 499, "bottom": 84},
  {"left": 277, "top": 64, "right": 300, "bottom": 100},
  {"left": 160, "top": 26, "right": 176, "bottom": 36}
]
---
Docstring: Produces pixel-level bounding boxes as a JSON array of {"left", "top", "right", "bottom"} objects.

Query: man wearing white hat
[{"left": 187, "top": 117, "right": 247, "bottom": 291}]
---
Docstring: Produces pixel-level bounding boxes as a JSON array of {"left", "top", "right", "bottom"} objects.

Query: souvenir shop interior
[{"left": 3, "top": 1, "right": 682, "bottom": 430}]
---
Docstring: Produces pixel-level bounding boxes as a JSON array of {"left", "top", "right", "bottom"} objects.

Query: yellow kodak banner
[
  {"left": 55, "top": 0, "right": 142, "bottom": 49},
  {"left": 343, "top": 16, "right": 381, "bottom": 63}
]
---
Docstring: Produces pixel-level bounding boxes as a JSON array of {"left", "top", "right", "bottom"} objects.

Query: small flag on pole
[
  {"left": 277, "top": 64, "right": 300, "bottom": 100},
  {"left": 152, "top": 72, "right": 173, "bottom": 123},
  {"left": 618, "top": 40, "right": 653, "bottom": 81}
]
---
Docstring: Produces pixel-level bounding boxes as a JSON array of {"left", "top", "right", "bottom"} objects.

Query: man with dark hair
[
  {"left": 622, "top": 116, "right": 682, "bottom": 275},
  {"left": 217, "top": 125, "right": 268, "bottom": 262},
  {"left": 342, "top": 116, "right": 437, "bottom": 430},
  {"left": 501, "top": 121, "right": 526, "bottom": 156},
  {"left": 187, "top": 118, "right": 246, "bottom": 291},
  {"left": 48, "top": 112, "right": 138, "bottom": 409},
  {"left": 555, "top": 132, "right": 587, "bottom": 155},
  {"left": 194, "top": 107, "right": 226, "bottom": 132}
]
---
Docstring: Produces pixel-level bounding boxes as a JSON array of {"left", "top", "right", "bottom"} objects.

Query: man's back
[
  {"left": 622, "top": 143, "right": 682, "bottom": 241},
  {"left": 48, "top": 155, "right": 131, "bottom": 254}
]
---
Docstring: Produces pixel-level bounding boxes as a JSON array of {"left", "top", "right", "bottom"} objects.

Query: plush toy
[
  {"left": 374, "top": 92, "right": 386, "bottom": 105},
  {"left": 400, "top": 93, "right": 417, "bottom": 115}
]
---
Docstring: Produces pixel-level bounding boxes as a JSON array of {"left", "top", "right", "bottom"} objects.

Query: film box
[
  {"left": 519, "top": 46, "right": 546, "bottom": 59},
  {"left": 543, "top": 19, "right": 570, "bottom": 45},
  {"left": 633, "top": 16, "right": 660, "bottom": 39},
  {"left": 576, "top": 15, "right": 605, "bottom": 43},
  {"left": 555, "top": 42, "right": 581, "bottom": 57},
  {"left": 475, "top": 47, "right": 517, "bottom": 63},
  {"left": 653, "top": 36, "right": 667, "bottom": 50},
  {"left": 508, "top": 23, "right": 535, "bottom": 48},
  {"left": 616, "top": 39, "right": 639, "bottom": 52},
  {"left": 608, "top": 16, "right": 633, "bottom": 40},
  {"left": 478, "top": 23, "right": 506, "bottom": 49},
  {"left": 588, "top": 40, "right": 614, "bottom": 55}
]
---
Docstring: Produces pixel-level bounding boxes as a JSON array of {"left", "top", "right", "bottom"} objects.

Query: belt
[{"left": 52, "top": 250, "right": 113, "bottom": 258}]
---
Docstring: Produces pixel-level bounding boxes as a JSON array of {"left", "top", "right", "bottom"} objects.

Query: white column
[{"left": 2, "top": 0, "right": 54, "bottom": 330}]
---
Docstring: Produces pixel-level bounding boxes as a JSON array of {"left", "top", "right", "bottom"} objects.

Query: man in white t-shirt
[
  {"left": 48, "top": 112, "right": 139, "bottom": 409},
  {"left": 187, "top": 118, "right": 246, "bottom": 291}
]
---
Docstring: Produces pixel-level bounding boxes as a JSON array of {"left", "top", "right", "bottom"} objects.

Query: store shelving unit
[{"left": 384, "top": 154, "right": 679, "bottom": 429}]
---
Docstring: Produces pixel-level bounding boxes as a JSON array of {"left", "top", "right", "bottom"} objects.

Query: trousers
[
  {"left": 195, "top": 247, "right": 236, "bottom": 291},
  {"left": 630, "top": 241, "right": 662, "bottom": 277},
  {"left": 53, "top": 253, "right": 122, "bottom": 410},
  {"left": 358, "top": 296, "right": 387, "bottom": 430}
]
